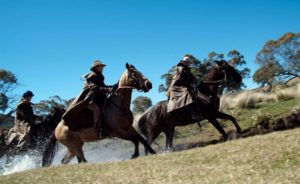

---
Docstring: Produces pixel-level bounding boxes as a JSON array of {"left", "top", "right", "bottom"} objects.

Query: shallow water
[{"left": 0, "top": 139, "right": 143, "bottom": 175}]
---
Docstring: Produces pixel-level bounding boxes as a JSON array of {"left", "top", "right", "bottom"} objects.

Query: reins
[{"left": 104, "top": 85, "right": 137, "bottom": 119}]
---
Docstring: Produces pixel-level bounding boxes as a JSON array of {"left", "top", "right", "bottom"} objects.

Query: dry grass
[
  {"left": 220, "top": 83, "right": 300, "bottom": 109},
  {"left": 1, "top": 128, "right": 300, "bottom": 184}
]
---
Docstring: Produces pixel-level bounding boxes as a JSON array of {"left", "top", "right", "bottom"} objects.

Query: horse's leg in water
[
  {"left": 61, "top": 141, "right": 87, "bottom": 164},
  {"left": 143, "top": 128, "right": 163, "bottom": 155},
  {"left": 143, "top": 132, "right": 154, "bottom": 156},
  {"left": 215, "top": 111, "right": 241, "bottom": 133},
  {"left": 207, "top": 117, "right": 228, "bottom": 140},
  {"left": 5, "top": 153, "right": 15, "bottom": 165},
  {"left": 136, "top": 133, "right": 156, "bottom": 155},
  {"left": 131, "top": 139, "right": 139, "bottom": 159},
  {"left": 165, "top": 126, "right": 175, "bottom": 152},
  {"left": 73, "top": 141, "right": 87, "bottom": 163},
  {"left": 61, "top": 151, "right": 75, "bottom": 164}
]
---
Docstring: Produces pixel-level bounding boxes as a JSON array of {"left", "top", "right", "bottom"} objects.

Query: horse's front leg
[
  {"left": 207, "top": 117, "right": 228, "bottom": 140},
  {"left": 216, "top": 111, "right": 241, "bottom": 133},
  {"left": 131, "top": 139, "right": 139, "bottom": 159}
]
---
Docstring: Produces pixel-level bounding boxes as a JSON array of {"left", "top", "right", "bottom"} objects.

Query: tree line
[{"left": 1, "top": 32, "right": 299, "bottom": 121}]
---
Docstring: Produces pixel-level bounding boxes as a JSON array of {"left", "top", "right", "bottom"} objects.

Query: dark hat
[
  {"left": 90, "top": 60, "right": 106, "bottom": 70},
  {"left": 23, "top": 90, "right": 34, "bottom": 98}
]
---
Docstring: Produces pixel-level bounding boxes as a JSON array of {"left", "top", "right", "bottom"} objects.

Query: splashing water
[{"left": 0, "top": 138, "right": 144, "bottom": 175}]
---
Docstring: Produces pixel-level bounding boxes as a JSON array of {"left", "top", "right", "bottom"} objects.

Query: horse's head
[
  {"left": 119, "top": 63, "right": 152, "bottom": 92},
  {"left": 215, "top": 60, "right": 242, "bottom": 84}
]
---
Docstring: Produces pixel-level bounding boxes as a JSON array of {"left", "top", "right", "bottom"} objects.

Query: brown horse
[
  {"left": 135, "top": 60, "right": 242, "bottom": 154},
  {"left": 0, "top": 107, "right": 65, "bottom": 162},
  {"left": 42, "top": 63, "right": 155, "bottom": 166}
]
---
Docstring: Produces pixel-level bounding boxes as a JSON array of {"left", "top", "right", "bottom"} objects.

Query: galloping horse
[
  {"left": 0, "top": 107, "right": 65, "bottom": 161},
  {"left": 135, "top": 60, "right": 242, "bottom": 154},
  {"left": 42, "top": 63, "right": 155, "bottom": 166}
]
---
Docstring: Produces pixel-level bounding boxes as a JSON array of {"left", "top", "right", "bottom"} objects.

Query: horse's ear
[{"left": 126, "top": 63, "right": 130, "bottom": 69}]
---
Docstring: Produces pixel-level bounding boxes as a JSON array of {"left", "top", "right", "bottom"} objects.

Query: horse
[
  {"left": 135, "top": 60, "right": 242, "bottom": 154},
  {"left": 0, "top": 107, "right": 65, "bottom": 162},
  {"left": 42, "top": 63, "right": 156, "bottom": 167}
]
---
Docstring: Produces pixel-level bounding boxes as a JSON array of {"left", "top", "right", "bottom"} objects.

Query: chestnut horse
[
  {"left": 135, "top": 60, "right": 242, "bottom": 154},
  {"left": 42, "top": 63, "right": 155, "bottom": 166}
]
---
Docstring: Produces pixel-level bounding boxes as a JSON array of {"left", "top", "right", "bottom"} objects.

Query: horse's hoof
[
  {"left": 221, "top": 135, "right": 228, "bottom": 142},
  {"left": 162, "top": 148, "right": 174, "bottom": 153},
  {"left": 131, "top": 154, "right": 139, "bottom": 159}
]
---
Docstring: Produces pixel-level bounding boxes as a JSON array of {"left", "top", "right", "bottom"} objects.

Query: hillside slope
[{"left": 1, "top": 127, "right": 300, "bottom": 184}]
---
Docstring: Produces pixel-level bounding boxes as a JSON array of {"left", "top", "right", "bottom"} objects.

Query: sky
[{"left": 1, "top": 0, "right": 300, "bottom": 106}]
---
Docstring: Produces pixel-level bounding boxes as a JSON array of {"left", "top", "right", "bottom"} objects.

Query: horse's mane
[{"left": 118, "top": 70, "right": 128, "bottom": 86}]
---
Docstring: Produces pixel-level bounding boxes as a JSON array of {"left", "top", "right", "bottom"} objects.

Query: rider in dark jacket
[
  {"left": 6, "top": 91, "right": 40, "bottom": 147},
  {"left": 63, "top": 60, "right": 116, "bottom": 136}
]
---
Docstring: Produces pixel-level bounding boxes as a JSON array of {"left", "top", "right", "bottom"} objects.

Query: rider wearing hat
[
  {"left": 167, "top": 54, "right": 200, "bottom": 120},
  {"left": 63, "top": 60, "right": 117, "bottom": 136}
]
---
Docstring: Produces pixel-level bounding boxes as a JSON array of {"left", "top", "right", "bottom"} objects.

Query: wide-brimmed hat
[{"left": 90, "top": 60, "right": 106, "bottom": 70}]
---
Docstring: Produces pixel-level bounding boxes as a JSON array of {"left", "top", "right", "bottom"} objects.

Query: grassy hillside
[
  {"left": 1, "top": 127, "right": 300, "bottom": 184},
  {"left": 1, "top": 85, "right": 300, "bottom": 183},
  {"left": 149, "top": 96, "right": 300, "bottom": 150}
]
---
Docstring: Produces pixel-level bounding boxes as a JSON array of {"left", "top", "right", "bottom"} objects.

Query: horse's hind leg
[
  {"left": 216, "top": 111, "right": 241, "bottom": 133},
  {"left": 62, "top": 142, "right": 87, "bottom": 164},
  {"left": 72, "top": 141, "right": 87, "bottom": 163},
  {"left": 61, "top": 151, "right": 75, "bottom": 164},
  {"left": 165, "top": 126, "right": 175, "bottom": 152},
  {"left": 77, "top": 155, "right": 87, "bottom": 163}
]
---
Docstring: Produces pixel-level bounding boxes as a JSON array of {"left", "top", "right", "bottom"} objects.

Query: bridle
[
  {"left": 117, "top": 70, "right": 150, "bottom": 92},
  {"left": 105, "top": 69, "right": 150, "bottom": 117}
]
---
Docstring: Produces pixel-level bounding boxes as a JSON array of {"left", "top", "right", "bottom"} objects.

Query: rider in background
[
  {"left": 5, "top": 90, "right": 41, "bottom": 148},
  {"left": 167, "top": 54, "right": 200, "bottom": 120}
]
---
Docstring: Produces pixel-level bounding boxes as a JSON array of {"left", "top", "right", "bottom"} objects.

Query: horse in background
[
  {"left": 135, "top": 60, "right": 242, "bottom": 154},
  {"left": 42, "top": 63, "right": 155, "bottom": 167},
  {"left": 0, "top": 107, "right": 65, "bottom": 162}
]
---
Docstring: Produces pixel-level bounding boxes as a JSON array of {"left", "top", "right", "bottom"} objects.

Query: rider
[
  {"left": 63, "top": 60, "right": 116, "bottom": 136},
  {"left": 167, "top": 54, "right": 200, "bottom": 120},
  {"left": 5, "top": 90, "right": 41, "bottom": 148}
]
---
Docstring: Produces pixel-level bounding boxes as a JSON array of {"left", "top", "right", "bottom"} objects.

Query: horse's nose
[{"left": 146, "top": 81, "right": 152, "bottom": 90}]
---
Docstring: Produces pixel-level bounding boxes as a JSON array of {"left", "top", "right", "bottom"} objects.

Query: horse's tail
[{"left": 42, "top": 133, "right": 58, "bottom": 167}]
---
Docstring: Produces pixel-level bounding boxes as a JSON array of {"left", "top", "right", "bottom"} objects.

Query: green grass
[{"left": 1, "top": 128, "right": 300, "bottom": 184}]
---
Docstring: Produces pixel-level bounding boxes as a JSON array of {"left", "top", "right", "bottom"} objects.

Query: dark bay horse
[
  {"left": 0, "top": 107, "right": 65, "bottom": 161},
  {"left": 135, "top": 60, "right": 242, "bottom": 154},
  {"left": 42, "top": 63, "right": 155, "bottom": 167}
]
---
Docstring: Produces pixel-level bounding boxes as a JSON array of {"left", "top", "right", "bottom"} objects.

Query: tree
[
  {"left": 34, "top": 95, "right": 71, "bottom": 116},
  {"left": 254, "top": 32, "right": 300, "bottom": 87},
  {"left": 159, "top": 51, "right": 250, "bottom": 95},
  {"left": 132, "top": 96, "right": 152, "bottom": 114},
  {"left": 0, "top": 69, "right": 18, "bottom": 114}
]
